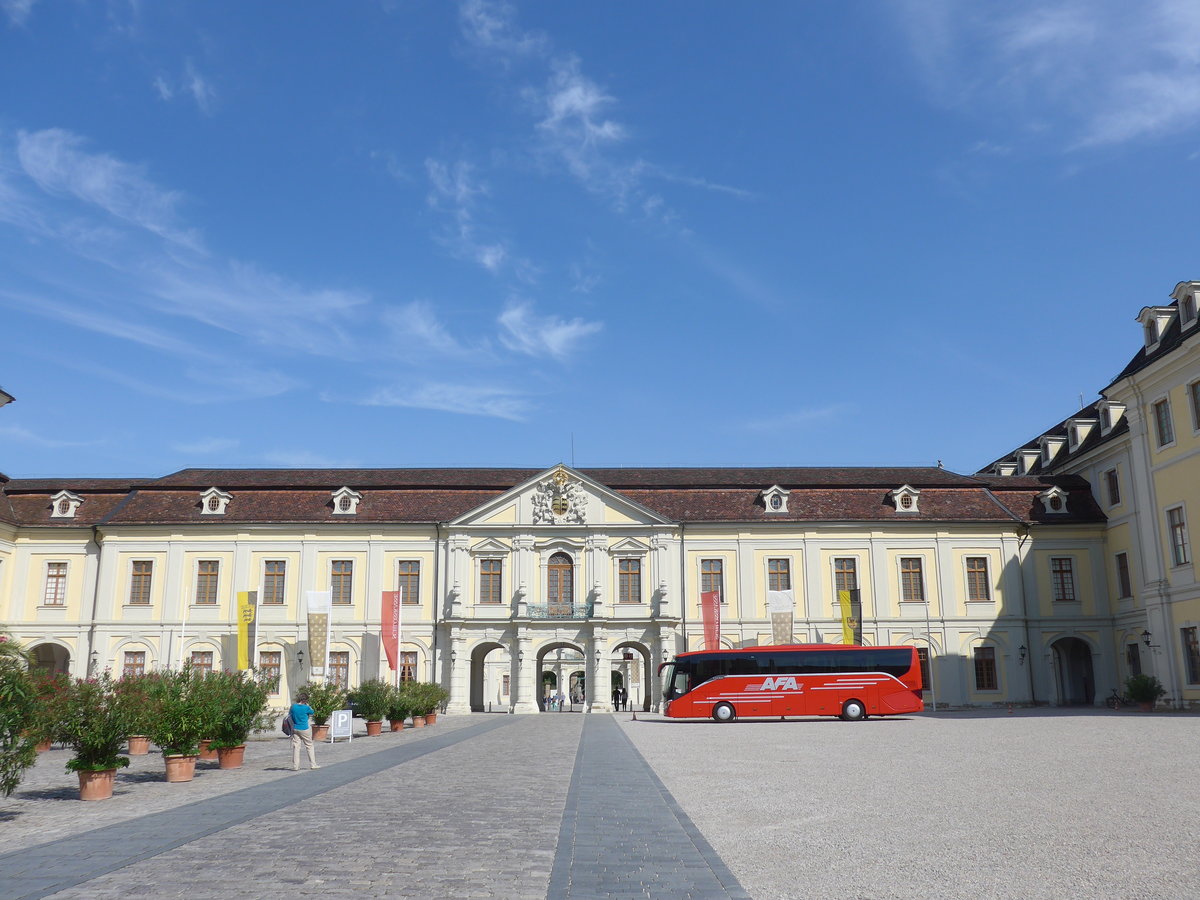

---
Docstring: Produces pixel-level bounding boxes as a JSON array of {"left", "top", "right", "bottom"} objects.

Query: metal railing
[{"left": 526, "top": 602, "right": 594, "bottom": 620}]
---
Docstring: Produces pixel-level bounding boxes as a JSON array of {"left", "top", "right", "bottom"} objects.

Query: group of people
[{"left": 611, "top": 686, "right": 631, "bottom": 711}]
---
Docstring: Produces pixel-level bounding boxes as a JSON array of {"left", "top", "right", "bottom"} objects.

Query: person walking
[{"left": 290, "top": 688, "right": 320, "bottom": 771}]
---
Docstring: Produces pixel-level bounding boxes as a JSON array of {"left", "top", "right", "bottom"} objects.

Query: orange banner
[
  {"left": 382, "top": 590, "right": 402, "bottom": 670},
  {"left": 701, "top": 589, "right": 721, "bottom": 650}
]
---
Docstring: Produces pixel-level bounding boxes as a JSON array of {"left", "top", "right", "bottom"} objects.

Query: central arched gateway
[
  {"left": 1051, "top": 637, "right": 1095, "bottom": 706},
  {"left": 607, "top": 641, "right": 653, "bottom": 712},
  {"left": 537, "top": 642, "right": 585, "bottom": 710},
  {"left": 469, "top": 641, "right": 511, "bottom": 712}
]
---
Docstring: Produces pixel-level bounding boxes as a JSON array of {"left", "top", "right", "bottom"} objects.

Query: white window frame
[
  {"left": 964, "top": 555, "right": 992, "bottom": 603},
  {"left": 1114, "top": 551, "right": 1133, "bottom": 600},
  {"left": 617, "top": 557, "right": 644, "bottom": 604},
  {"left": 194, "top": 559, "right": 220, "bottom": 605},
  {"left": 699, "top": 558, "right": 726, "bottom": 604},
  {"left": 476, "top": 554, "right": 505, "bottom": 604},
  {"left": 1050, "top": 557, "right": 1076, "bottom": 602},
  {"left": 43, "top": 560, "right": 69, "bottom": 606},
  {"left": 766, "top": 556, "right": 793, "bottom": 593},
  {"left": 330, "top": 558, "right": 355, "bottom": 606},
  {"left": 1153, "top": 396, "right": 1176, "bottom": 448},
  {"left": 1167, "top": 505, "right": 1191, "bottom": 567},
  {"left": 395, "top": 559, "right": 421, "bottom": 605},
  {"left": 261, "top": 559, "right": 288, "bottom": 605},
  {"left": 127, "top": 558, "right": 154, "bottom": 606},
  {"left": 1105, "top": 468, "right": 1121, "bottom": 507},
  {"left": 832, "top": 556, "right": 860, "bottom": 598},
  {"left": 898, "top": 556, "right": 926, "bottom": 602}
]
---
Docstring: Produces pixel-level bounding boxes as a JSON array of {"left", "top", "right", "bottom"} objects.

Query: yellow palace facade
[{"left": 1, "top": 280, "right": 1196, "bottom": 710}]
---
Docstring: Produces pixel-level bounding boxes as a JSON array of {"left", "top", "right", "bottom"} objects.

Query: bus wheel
[
  {"left": 712, "top": 702, "right": 736, "bottom": 723},
  {"left": 841, "top": 699, "right": 866, "bottom": 721}
]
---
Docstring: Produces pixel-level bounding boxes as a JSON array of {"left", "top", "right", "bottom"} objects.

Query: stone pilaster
[{"left": 512, "top": 635, "right": 539, "bottom": 713}]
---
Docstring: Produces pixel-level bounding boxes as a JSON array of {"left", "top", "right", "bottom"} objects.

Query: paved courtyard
[{"left": 1, "top": 709, "right": 1197, "bottom": 899}]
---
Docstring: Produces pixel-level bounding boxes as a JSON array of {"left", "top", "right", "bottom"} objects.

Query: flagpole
[
  {"left": 177, "top": 593, "right": 190, "bottom": 670},
  {"left": 924, "top": 597, "right": 937, "bottom": 711},
  {"left": 395, "top": 587, "right": 403, "bottom": 689}
]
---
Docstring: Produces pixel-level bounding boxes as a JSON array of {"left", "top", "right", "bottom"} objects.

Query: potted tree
[
  {"left": 115, "top": 672, "right": 157, "bottom": 755},
  {"left": 147, "top": 668, "right": 209, "bottom": 782},
  {"left": 386, "top": 684, "right": 411, "bottom": 731},
  {"left": 0, "top": 630, "right": 39, "bottom": 797},
  {"left": 208, "top": 670, "right": 273, "bottom": 769},
  {"left": 1125, "top": 673, "right": 1167, "bottom": 711},
  {"left": 29, "top": 670, "right": 71, "bottom": 752},
  {"left": 352, "top": 679, "right": 391, "bottom": 736},
  {"left": 305, "top": 681, "right": 347, "bottom": 741},
  {"left": 410, "top": 682, "right": 449, "bottom": 726},
  {"left": 59, "top": 672, "right": 132, "bottom": 801}
]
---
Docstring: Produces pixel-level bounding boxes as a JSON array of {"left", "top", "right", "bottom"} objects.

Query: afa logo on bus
[{"left": 753, "top": 677, "right": 803, "bottom": 692}]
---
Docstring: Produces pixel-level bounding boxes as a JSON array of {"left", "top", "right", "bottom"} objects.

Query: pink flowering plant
[{"left": 60, "top": 672, "right": 134, "bottom": 773}]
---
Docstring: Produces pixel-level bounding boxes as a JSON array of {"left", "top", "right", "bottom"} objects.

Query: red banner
[
  {"left": 382, "top": 590, "right": 402, "bottom": 671},
  {"left": 701, "top": 589, "right": 721, "bottom": 650}
]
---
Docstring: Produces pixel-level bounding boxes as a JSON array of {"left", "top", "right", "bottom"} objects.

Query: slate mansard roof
[{"left": 0, "top": 466, "right": 1104, "bottom": 528}]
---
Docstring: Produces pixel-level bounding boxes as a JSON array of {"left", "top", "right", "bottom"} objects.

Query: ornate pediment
[{"left": 531, "top": 468, "right": 587, "bottom": 525}]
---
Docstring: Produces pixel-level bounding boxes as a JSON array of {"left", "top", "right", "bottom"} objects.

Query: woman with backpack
[{"left": 289, "top": 688, "right": 320, "bottom": 771}]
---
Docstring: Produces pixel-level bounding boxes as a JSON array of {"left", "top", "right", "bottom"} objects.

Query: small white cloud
[
  {"left": 458, "top": 0, "right": 547, "bottom": 57},
  {"left": 184, "top": 60, "right": 216, "bottom": 115},
  {"left": 1, "top": 0, "right": 38, "bottom": 26},
  {"left": 497, "top": 299, "right": 602, "bottom": 360},
  {"left": 362, "top": 381, "right": 531, "bottom": 421},
  {"left": 382, "top": 301, "right": 469, "bottom": 358},
  {"left": 153, "top": 75, "right": 174, "bottom": 101}
]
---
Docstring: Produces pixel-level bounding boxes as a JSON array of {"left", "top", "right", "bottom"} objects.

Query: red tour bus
[{"left": 658, "top": 644, "right": 924, "bottom": 722}]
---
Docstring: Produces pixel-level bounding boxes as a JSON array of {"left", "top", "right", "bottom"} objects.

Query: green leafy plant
[
  {"left": 1125, "top": 673, "right": 1167, "bottom": 705},
  {"left": 408, "top": 681, "right": 449, "bottom": 717},
  {"left": 28, "top": 670, "right": 72, "bottom": 745},
  {"left": 304, "top": 681, "right": 347, "bottom": 726},
  {"left": 351, "top": 678, "right": 391, "bottom": 721},
  {"left": 208, "top": 670, "right": 274, "bottom": 751},
  {"left": 0, "top": 630, "right": 39, "bottom": 796},
  {"left": 60, "top": 672, "right": 133, "bottom": 773},
  {"left": 114, "top": 672, "right": 162, "bottom": 737},
  {"left": 146, "top": 667, "right": 209, "bottom": 756},
  {"left": 386, "top": 683, "right": 412, "bottom": 725}
]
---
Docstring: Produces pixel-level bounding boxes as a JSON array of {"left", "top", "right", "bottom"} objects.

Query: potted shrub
[
  {"left": 208, "top": 670, "right": 273, "bottom": 769},
  {"left": 29, "top": 670, "right": 71, "bottom": 752},
  {"left": 59, "top": 673, "right": 132, "bottom": 801},
  {"left": 115, "top": 673, "right": 158, "bottom": 755},
  {"left": 146, "top": 668, "right": 209, "bottom": 782},
  {"left": 410, "top": 682, "right": 449, "bottom": 726},
  {"left": 1125, "top": 673, "right": 1166, "bottom": 711},
  {"left": 352, "top": 679, "right": 391, "bottom": 735},
  {"left": 0, "top": 630, "right": 39, "bottom": 797},
  {"left": 386, "top": 684, "right": 411, "bottom": 731},
  {"left": 305, "top": 681, "right": 347, "bottom": 741}
]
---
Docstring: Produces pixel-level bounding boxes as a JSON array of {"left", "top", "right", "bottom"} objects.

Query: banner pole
[{"left": 397, "top": 586, "right": 403, "bottom": 689}]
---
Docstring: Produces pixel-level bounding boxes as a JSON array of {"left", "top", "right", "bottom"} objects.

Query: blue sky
[{"left": 2, "top": 1, "right": 1200, "bottom": 478}]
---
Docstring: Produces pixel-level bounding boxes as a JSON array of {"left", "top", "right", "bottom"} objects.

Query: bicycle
[{"left": 1105, "top": 687, "right": 1131, "bottom": 710}]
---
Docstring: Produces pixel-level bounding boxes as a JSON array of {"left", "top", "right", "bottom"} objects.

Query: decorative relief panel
[{"left": 531, "top": 469, "right": 587, "bottom": 525}]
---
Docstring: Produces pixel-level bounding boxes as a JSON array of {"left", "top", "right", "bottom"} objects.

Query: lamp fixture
[
  {"left": 517, "top": 649, "right": 524, "bottom": 664},
  {"left": 297, "top": 648, "right": 305, "bottom": 667},
  {"left": 451, "top": 649, "right": 457, "bottom": 664},
  {"left": 662, "top": 648, "right": 670, "bottom": 662},
  {"left": 1143, "top": 630, "right": 1153, "bottom": 647},
  {"left": 1017, "top": 645, "right": 1026, "bottom": 666},
  {"left": 595, "top": 649, "right": 602, "bottom": 662}
]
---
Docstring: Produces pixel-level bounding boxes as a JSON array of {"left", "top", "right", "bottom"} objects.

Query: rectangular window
[
  {"left": 128, "top": 560, "right": 153, "bottom": 605},
  {"left": 43, "top": 561, "right": 67, "bottom": 606},
  {"left": 1126, "top": 643, "right": 1142, "bottom": 678},
  {"left": 329, "top": 650, "right": 349, "bottom": 689},
  {"left": 1154, "top": 398, "right": 1175, "bottom": 447},
  {"left": 618, "top": 558, "right": 642, "bottom": 603},
  {"left": 916, "top": 647, "right": 932, "bottom": 696},
  {"left": 1168, "top": 507, "right": 1190, "bottom": 566},
  {"left": 262, "top": 560, "right": 286, "bottom": 604},
  {"left": 502, "top": 674, "right": 510, "bottom": 696},
  {"left": 1183, "top": 627, "right": 1200, "bottom": 684},
  {"left": 190, "top": 650, "right": 213, "bottom": 674},
  {"left": 397, "top": 560, "right": 420, "bottom": 604},
  {"left": 195, "top": 560, "right": 219, "bottom": 605},
  {"left": 900, "top": 557, "right": 925, "bottom": 602},
  {"left": 1190, "top": 381, "right": 1200, "bottom": 432},
  {"left": 399, "top": 650, "right": 417, "bottom": 683},
  {"left": 1115, "top": 552, "right": 1132, "bottom": 599},
  {"left": 331, "top": 560, "right": 353, "bottom": 605},
  {"left": 767, "top": 558, "right": 791, "bottom": 592},
  {"left": 973, "top": 646, "right": 998, "bottom": 691},
  {"left": 259, "top": 650, "right": 281, "bottom": 694},
  {"left": 1105, "top": 469, "right": 1121, "bottom": 506},
  {"left": 1051, "top": 557, "right": 1076, "bottom": 601},
  {"left": 123, "top": 651, "right": 146, "bottom": 678},
  {"left": 700, "top": 559, "right": 724, "bottom": 602},
  {"left": 479, "top": 558, "right": 502, "bottom": 603},
  {"left": 965, "top": 557, "right": 990, "bottom": 602},
  {"left": 833, "top": 558, "right": 857, "bottom": 593}
]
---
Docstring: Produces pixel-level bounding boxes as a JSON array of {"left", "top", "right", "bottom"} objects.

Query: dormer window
[
  {"left": 761, "top": 485, "right": 790, "bottom": 514},
  {"left": 889, "top": 485, "right": 920, "bottom": 514},
  {"left": 1170, "top": 281, "right": 1200, "bottom": 330},
  {"left": 1097, "top": 400, "right": 1125, "bottom": 435},
  {"left": 331, "top": 487, "right": 363, "bottom": 515},
  {"left": 1017, "top": 449, "right": 1041, "bottom": 475},
  {"left": 1038, "top": 486, "right": 1069, "bottom": 515},
  {"left": 1137, "top": 306, "right": 1176, "bottom": 351},
  {"left": 1065, "top": 418, "right": 1097, "bottom": 450},
  {"left": 200, "top": 487, "right": 232, "bottom": 516},
  {"left": 50, "top": 490, "right": 83, "bottom": 519},
  {"left": 994, "top": 462, "right": 1018, "bottom": 477},
  {"left": 1039, "top": 436, "right": 1066, "bottom": 466}
]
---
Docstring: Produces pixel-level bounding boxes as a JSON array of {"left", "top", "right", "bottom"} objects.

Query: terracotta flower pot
[
  {"left": 35, "top": 739, "right": 53, "bottom": 753},
  {"left": 126, "top": 735, "right": 150, "bottom": 755},
  {"left": 411, "top": 715, "right": 426, "bottom": 728},
  {"left": 164, "top": 754, "right": 198, "bottom": 783},
  {"left": 198, "top": 739, "right": 218, "bottom": 761},
  {"left": 426, "top": 712, "right": 438, "bottom": 725},
  {"left": 365, "top": 720, "right": 383, "bottom": 736},
  {"left": 78, "top": 768, "right": 116, "bottom": 801},
  {"left": 389, "top": 720, "right": 404, "bottom": 732},
  {"left": 217, "top": 745, "right": 245, "bottom": 769},
  {"left": 313, "top": 724, "right": 330, "bottom": 741}
]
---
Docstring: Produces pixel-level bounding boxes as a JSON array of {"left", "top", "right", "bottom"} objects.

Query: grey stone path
[{"left": 551, "top": 715, "right": 749, "bottom": 900}]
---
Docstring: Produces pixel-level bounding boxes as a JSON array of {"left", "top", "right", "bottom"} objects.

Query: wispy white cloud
[
  {"left": 16, "top": 128, "right": 201, "bottom": 248},
  {"left": 1, "top": 0, "right": 38, "bottom": 26},
  {"left": 895, "top": 0, "right": 1200, "bottom": 149},
  {"left": 152, "top": 61, "right": 217, "bottom": 115},
  {"left": 361, "top": 381, "right": 531, "bottom": 421},
  {"left": 497, "top": 299, "right": 602, "bottom": 360},
  {"left": 381, "top": 301, "right": 478, "bottom": 359},
  {"left": 458, "top": 0, "right": 547, "bottom": 58},
  {"left": 0, "top": 423, "right": 98, "bottom": 448},
  {"left": 172, "top": 437, "right": 240, "bottom": 455},
  {"left": 425, "top": 157, "right": 512, "bottom": 273}
]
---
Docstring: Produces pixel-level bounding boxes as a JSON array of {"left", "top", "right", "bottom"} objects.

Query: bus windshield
[{"left": 659, "top": 662, "right": 691, "bottom": 700}]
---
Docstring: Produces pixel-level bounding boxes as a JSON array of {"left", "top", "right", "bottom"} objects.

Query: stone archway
[
  {"left": 30, "top": 643, "right": 70, "bottom": 675},
  {"left": 537, "top": 642, "right": 585, "bottom": 711},
  {"left": 1051, "top": 637, "right": 1095, "bottom": 706},
  {"left": 608, "top": 641, "right": 653, "bottom": 712},
  {"left": 469, "top": 641, "right": 511, "bottom": 712}
]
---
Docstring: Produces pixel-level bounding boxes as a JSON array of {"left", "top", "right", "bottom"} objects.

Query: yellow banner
[
  {"left": 838, "top": 589, "right": 860, "bottom": 645},
  {"left": 236, "top": 590, "right": 258, "bottom": 670}
]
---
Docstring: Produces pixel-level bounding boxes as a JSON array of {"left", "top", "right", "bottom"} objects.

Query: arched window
[{"left": 547, "top": 552, "right": 574, "bottom": 615}]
